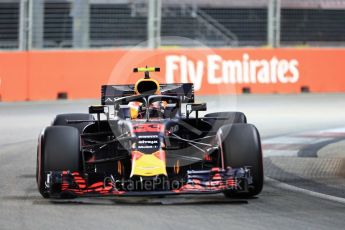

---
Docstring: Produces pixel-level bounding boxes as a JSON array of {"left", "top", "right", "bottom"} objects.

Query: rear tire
[
  {"left": 52, "top": 113, "right": 94, "bottom": 133},
  {"left": 217, "top": 124, "right": 263, "bottom": 198},
  {"left": 37, "top": 126, "right": 81, "bottom": 198}
]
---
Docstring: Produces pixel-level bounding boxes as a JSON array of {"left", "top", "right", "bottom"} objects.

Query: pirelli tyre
[
  {"left": 217, "top": 123, "right": 263, "bottom": 198},
  {"left": 52, "top": 113, "right": 94, "bottom": 133},
  {"left": 204, "top": 112, "right": 247, "bottom": 132},
  {"left": 36, "top": 126, "right": 81, "bottom": 198}
]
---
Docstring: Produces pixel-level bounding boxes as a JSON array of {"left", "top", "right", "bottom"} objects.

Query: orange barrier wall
[
  {"left": 0, "top": 48, "right": 344, "bottom": 101},
  {"left": 0, "top": 52, "right": 29, "bottom": 101}
]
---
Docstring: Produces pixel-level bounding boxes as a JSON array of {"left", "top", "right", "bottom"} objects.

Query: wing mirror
[
  {"left": 186, "top": 103, "right": 207, "bottom": 119},
  {"left": 89, "top": 105, "right": 105, "bottom": 114}
]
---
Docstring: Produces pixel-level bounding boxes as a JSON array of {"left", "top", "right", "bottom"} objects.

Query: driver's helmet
[{"left": 128, "top": 101, "right": 143, "bottom": 119}]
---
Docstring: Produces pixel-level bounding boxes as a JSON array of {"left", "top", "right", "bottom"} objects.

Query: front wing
[{"left": 44, "top": 167, "right": 252, "bottom": 198}]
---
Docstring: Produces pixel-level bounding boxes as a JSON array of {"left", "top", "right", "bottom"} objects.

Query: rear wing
[{"left": 101, "top": 83, "right": 194, "bottom": 105}]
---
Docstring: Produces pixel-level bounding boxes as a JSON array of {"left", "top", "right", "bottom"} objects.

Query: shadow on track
[{"left": 2, "top": 195, "right": 251, "bottom": 206}]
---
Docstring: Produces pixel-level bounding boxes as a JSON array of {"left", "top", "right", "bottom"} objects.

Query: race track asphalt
[{"left": 0, "top": 94, "right": 345, "bottom": 230}]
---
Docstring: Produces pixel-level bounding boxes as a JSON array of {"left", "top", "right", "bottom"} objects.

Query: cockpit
[{"left": 116, "top": 95, "right": 180, "bottom": 120}]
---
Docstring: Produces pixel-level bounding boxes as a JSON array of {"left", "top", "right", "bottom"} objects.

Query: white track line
[
  {"left": 264, "top": 127, "right": 345, "bottom": 204},
  {"left": 265, "top": 177, "right": 345, "bottom": 205},
  {"left": 262, "top": 127, "right": 345, "bottom": 157}
]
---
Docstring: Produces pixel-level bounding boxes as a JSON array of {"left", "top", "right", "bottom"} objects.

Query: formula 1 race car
[{"left": 36, "top": 67, "right": 263, "bottom": 199}]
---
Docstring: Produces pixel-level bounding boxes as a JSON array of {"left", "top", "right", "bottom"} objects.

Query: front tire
[
  {"left": 204, "top": 112, "right": 247, "bottom": 132},
  {"left": 217, "top": 123, "right": 263, "bottom": 198},
  {"left": 205, "top": 112, "right": 247, "bottom": 123},
  {"left": 52, "top": 113, "right": 94, "bottom": 133},
  {"left": 37, "top": 126, "right": 81, "bottom": 198}
]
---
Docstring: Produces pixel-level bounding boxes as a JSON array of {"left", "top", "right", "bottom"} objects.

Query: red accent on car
[
  {"left": 153, "top": 150, "right": 165, "bottom": 160},
  {"left": 132, "top": 152, "right": 144, "bottom": 160},
  {"left": 133, "top": 124, "right": 164, "bottom": 133}
]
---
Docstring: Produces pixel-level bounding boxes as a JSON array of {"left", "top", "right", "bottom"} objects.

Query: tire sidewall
[{"left": 218, "top": 124, "right": 263, "bottom": 197}]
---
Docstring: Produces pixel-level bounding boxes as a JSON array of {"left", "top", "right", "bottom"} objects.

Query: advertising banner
[{"left": 0, "top": 48, "right": 344, "bottom": 101}]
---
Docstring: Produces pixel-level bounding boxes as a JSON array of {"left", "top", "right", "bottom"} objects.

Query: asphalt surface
[{"left": 1, "top": 94, "right": 345, "bottom": 230}]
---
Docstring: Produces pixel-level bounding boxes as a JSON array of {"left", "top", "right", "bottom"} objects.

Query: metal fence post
[
  {"left": 267, "top": 0, "right": 281, "bottom": 47},
  {"left": 72, "top": 0, "right": 90, "bottom": 49},
  {"left": 147, "top": 0, "right": 161, "bottom": 48},
  {"left": 19, "top": 0, "right": 28, "bottom": 50},
  {"left": 275, "top": 0, "right": 281, "bottom": 47},
  {"left": 28, "top": 0, "right": 44, "bottom": 49}
]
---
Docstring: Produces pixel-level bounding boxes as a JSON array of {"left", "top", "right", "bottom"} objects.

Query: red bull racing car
[{"left": 36, "top": 67, "right": 263, "bottom": 199}]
